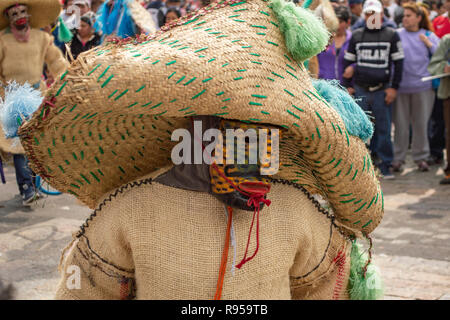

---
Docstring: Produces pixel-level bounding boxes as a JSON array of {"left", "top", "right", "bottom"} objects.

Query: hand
[
  {"left": 385, "top": 88, "right": 397, "bottom": 105},
  {"left": 444, "top": 64, "right": 450, "bottom": 74},
  {"left": 343, "top": 66, "right": 354, "bottom": 79},
  {"left": 419, "top": 34, "right": 433, "bottom": 48},
  {"left": 347, "top": 87, "right": 355, "bottom": 95}
]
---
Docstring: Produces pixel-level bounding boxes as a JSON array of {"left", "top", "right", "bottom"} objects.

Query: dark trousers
[
  {"left": 444, "top": 99, "right": 450, "bottom": 174},
  {"left": 354, "top": 85, "right": 394, "bottom": 168},
  {"left": 428, "top": 97, "right": 446, "bottom": 160},
  {"left": 13, "top": 154, "right": 34, "bottom": 195}
]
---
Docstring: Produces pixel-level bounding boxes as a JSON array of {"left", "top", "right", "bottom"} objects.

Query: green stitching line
[
  {"left": 216, "top": 91, "right": 225, "bottom": 96},
  {"left": 97, "top": 66, "right": 110, "bottom": 82},
  {"left": 69, "top": 104, "right": 77, "bottom": 112},
  {"left": 352, "top": 169, "right": 358, "bottom": 181},
  {"left": 286, "top": 70, "right": 298, "bottom": 80},
  {"left": 168, "top": 72, "right": 176, "bottom": 79},
  {"left": 192, "top": 90, "right": 206, "bottom": 99},
  {"left": 333, "top": 159, "right": 342, "bottom": 169},
  {"left": 234, "top": 77, "right": 243, "bottom": 80},
  {"left": 261, "top": 111, "right": 270, "bottom": 115},
  {"left": 184, "top": 77, "right": 197, "bottom": 85},
  {"left": 208, "top": 58, "right": 216, "bottom": 62},
  {"left": 316, "top": 127, "right": 321, "bottom": 139},
  {"left": 267, "top": 77, "right": 275, "bottom": 81},
  {"left": 127, "top": 102, "right": 138, "bottom": 108},
  {"left": 315, "top": 111, "right": 325, "bottom": 123},
  {"left": 90, "top": 172, "right": 100, "bottom": 182},
  {"left": 176, "top": 76, "right": 185, "bottom": 84},
  {"left": 229, "top": 14, "right": 240, "bottom": 18},
  {"left": 284, "top": 89, "right": 295, "bottom": 97},
  {"left": 362, "top": 155, "right": 366, "bottom": 172},
  {"left": 47, "top": 148, "right": 52, "bottom": 157},
  {"left": 302, "top": 91, "right": 313, "bottom": 101},
  {"left": 269, "top": 21, "right": 279, "bottom": 27},
  {"left": 60, "top": 71, "right": 68, "bottom": 80},
  {"left": 284, "top": 54, "right": 292, "bottom": 62},
  {"left": 55, "top": 81, "right": 67, "bottom": 97},
  {"left": 202, "top": 77, "right": 213, "bottom": 83},
  {"left": 256, "top": 32, "right": 266, "bottom": 35},
  {"left": 267, "top": 41, "right": 278, "bottom": 46},
  {"left": 249, "top": 53, "right": 260, "bottom": 56},
  {"left": 340, "top": 193, "right": 353, "bottom": 197},
  {"left": 286, "top": 63, "right": 296, "bottom": 71},
  {"left": 151, "top": 102, "right": 163, "bottom": 109},
  {"left": 340, "top": 198, "right": 356, "bottom": 204},
  {"left": 292, "top": 105, "right": 304, "bottom": 112},
  {"left": 249, "top": 101, "right": 263, "bottom": 106},
  {"left": 271, "top": 72, "right": 284, "bottom": 79},
  {"left": 194, "top": 47, "right": 208, "bottom": 53},
  {"left": 108, "top": 89, "right": 118, "bottom": 99},
  {"left": 234, "top": 19, "right": 245, "bottom": 22},
  {"left": 354, "top": 201, "right": 367, "bottom": 213},
  {"left": 136, "top": 85, "right": 146, "bottom": 92},
  {"left": 336, "top": 169, "right": 342, "bottom": 177},
  {"left": 362, "top": 220, "right": 373, "bottom": 228},
  {"left": 222, "top": 63, "right": 229, "bottom": 67},
  {"left": 346, "top": 164, "right": 353, "bottom": 175},
  {"left": 101, "top": 75, "right": 114, "bottom": 88},
  {"left": 367, "top": 196, "right": 376, "bottom": 209},
  {"left": 230, "top": 1, "right": 247, "bottom": 7},
  {"left": 328, "top": 158, "right": 336, "bottom": 164},
  {"left": 251, "top": 61, "right": 262, "bottom": 64},
  {"left": 251, "top": 25, "right": 267, "bottom": 29},
  {"left": 114, "top": 89, "right": 129, "bottom": 101},
  {"left": 152, "top": 60, "right": 160, "bottom": 64},
  {"left": 222, "top": 98, "right": 231, "bottom": 102},
  {"left": 166, "top": 60, "right": 176, "bottom": 65},
  {"left": 87, "top": 64, "right": 101, "bottom": 76},
  {"left": 259, "top": 10, "right": 270, "bottom": 16},
  {"left": 251, "top": 94, "right": 267, "bottom": 98},
  {"left": 287, "top": 109, "right": 300, "bottom": 119}
]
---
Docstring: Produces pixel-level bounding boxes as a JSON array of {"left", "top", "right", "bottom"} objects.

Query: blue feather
[
  {"left": 0, "top": 82, "right": 43, "bottom": 138},
  {"left": 312, "top": 79, "right": 373, "bottom": 142}
]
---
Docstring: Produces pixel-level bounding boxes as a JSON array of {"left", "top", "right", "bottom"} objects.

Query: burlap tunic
[{"left": 55, "top": 171, "right": 351, "bottom": 300}]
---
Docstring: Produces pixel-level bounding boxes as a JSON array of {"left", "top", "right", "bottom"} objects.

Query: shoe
[
  {"left": 440, "top": 174, "right": 450, "bottom": 185},
  {"left": 379, "top": 164, "right": 395, "bottom": 180},
  {"left": 417, "top": 161, "right": 429, "bottom": 172},
  {"left": 22, "top": 185, "right": 39, "bottom": 206},
  {"left": 426, "top": 156, "right": 443, "bottom": 166},
  {"left": 391, "top": 161, "right": 404, "bottom": 173}
]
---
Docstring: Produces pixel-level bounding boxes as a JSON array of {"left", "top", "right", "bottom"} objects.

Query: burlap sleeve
[
  {"left": 289, "top": 220, "right": 351, "bottom": 300},
  {"left": 44, "top": 32, "right": 69, "bottom": 79},
  {"left": 55, "top": 193, "right": 136, "bottom": 300}
]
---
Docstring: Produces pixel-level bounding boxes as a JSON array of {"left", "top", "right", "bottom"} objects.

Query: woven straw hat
[
  {"left": 19, "top": 0, "right": 383, "bottom": 236},
  {"left": 0, "top": 0, "right": 62, "bottom": 30}
]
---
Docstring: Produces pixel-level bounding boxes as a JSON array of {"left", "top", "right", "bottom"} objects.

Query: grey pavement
[{"left": 0, "top": 156, "right": 449, "bottom": 300}]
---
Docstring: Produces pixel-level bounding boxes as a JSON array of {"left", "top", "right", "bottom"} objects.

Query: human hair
[
  {"left": 403, "top": 2, "right": 434, "bottom": 31},
  {"left": 163, "top": 8, "right": 182, "bottom": 25},
  {"left": 334, "top": 5, "right": 351, "bottom": 22}
]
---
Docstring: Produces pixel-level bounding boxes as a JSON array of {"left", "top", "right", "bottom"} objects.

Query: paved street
[{"left": 0, "top": 156, "right": 449, "bottom": 300}]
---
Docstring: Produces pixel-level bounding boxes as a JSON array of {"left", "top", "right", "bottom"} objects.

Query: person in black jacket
[
  {"left": 343, "top": 0, "right": 404, "bottom": 179},
  {"left": 64, "top": 12, "right": 101, "bottom": 60}
]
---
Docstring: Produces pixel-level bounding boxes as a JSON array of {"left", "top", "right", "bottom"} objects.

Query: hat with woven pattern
[{"left": 19, "top": 0, "right": 383, "bottom": 236}]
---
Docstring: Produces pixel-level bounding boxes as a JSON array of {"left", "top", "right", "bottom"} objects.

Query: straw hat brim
[
  {"left": 0, "top": 0, "right": 62, "bottom": 30},
  {"left": 19, "top": 0, "right": 383, "bottom": 236}
]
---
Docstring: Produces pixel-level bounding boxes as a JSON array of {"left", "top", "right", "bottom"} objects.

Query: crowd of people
[
  {"left": 1, "top": 0, "right": 450, "bottom": 206},
  {"left": 315, "top": 0, "right": 450, "bottom": 184}
]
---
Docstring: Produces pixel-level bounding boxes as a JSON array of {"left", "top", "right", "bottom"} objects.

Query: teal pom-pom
[
  {"left": 312, "top": 79, "right": 374, "bottom": 142},
  {"left": 0, "top": 82, "right": 43, "bottom": 138},
  {"left": 348, "top": 241, "right": 384, "bottom": 300},
  {"left": 58, "top": 17, "right": 73, "bottom": 43},
  {"left": 270, "top": 0, "right": 330, "bottom": 61}
]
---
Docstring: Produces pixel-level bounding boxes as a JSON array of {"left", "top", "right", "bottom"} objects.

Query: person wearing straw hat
[
  {"left": 11, "top": 0, "right": 385, "bottom": 299},
  {"left": 0, "top": 0, "right": 68, "bottom": 205}
]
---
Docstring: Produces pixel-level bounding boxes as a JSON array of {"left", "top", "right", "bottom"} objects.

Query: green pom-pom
[
  {"left": 348, "top": 241, "right": 384, "bottom": 300},
  {"left": 58, "top": 17, "right": 73, "bottom": 43},
  {"left": 270, "top": 0, "right": 330, "bottom": 62}
]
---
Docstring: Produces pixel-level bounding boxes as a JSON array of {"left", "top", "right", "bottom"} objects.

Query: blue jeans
[
  {"left": 13, "top": 154, "right": 34, "bottom": 196},
  {"left": 354, "top": 85, "right": 393, "bottom": 168}
]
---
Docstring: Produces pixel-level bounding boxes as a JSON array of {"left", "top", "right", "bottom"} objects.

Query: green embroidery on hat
[
  {"left": 133, "top": 54, "right": 142, "bottom": 57},
  {"left": 267, "top": 77, "right": 275, "bottom": 81},
  {"left": 126, "top": 102, "right": 138, "bottom": 108},
  {"left": 231, "top": 39, "right": 241, "bottom": 43},
  {"left": 249, "top": 101, "right": 263, "bottom": 106},
  {"left": 286, "top": 110, "right": 300, "bottom": 120},
  {"left": 222, "top": 63, "right": 230, "bottom": 67},
  {"left": 241, "top": 45, "right": 252, "bottom": 48},
  {"left": 202, "top": 77, "right": 213, "bottom": 83},
  {"left": 292, "top": 105, "right": 304, "bottom": 113},
  {"left": 114, "top": 89, "right": 129, "bottom": 101},
  {"left": 316, "top": 128, "right": 321, "bottom": 139},
  {"left": 345, "top": 130, "right": 350, "bottom": 146},
  {"left": 216, "top": 91, "right": 225, "bottom": 96},
  {"left": 55, "top": 81, "right": 67, "bottom": 97},
  {"left": 249, "top": 53, "right": 260, "bottom": 57},
  {"left": 286, "top": 70, "right": 298, "bottom": 80},
  {"left": 272, "top": 72, "right": 284, "bottom": 79},
  {"left": 284, "top": 89, "right": 295, "bottom": 97},
  {"left": 135, "top": 85, "right": 146, "bottom": 93},
  {"left": 337, "top": 124, "right": 343, "bottom": 135},
  {"left": 256, "top": 32, "right": 266, "bottom": 35},
  {"left": 97, "top": 66, "right": 110, "bottom": 82},
  {"left": 362, "top": 220, "right": 373, "bottom": 228},
  {"left": 331, "top": 122, "right": 336, "bottom": 133},
  {"left": 233, "top": 19, "right": 245, "bottom": 22},
  {"left": 108, "top": 90, "right": 118, "bottom": 99},
  {"left": 194, "top": 47, "right": 208, "bottom": 53},
  {"left": 195, "top": 20, "right": 207, "bottom": 26},
  {"left": 267, "top": 41, "right": 279, "bottom": 46},
  {"left": 192, "top": 90, "right": 206, "bottom": 99},
  {"left": 99, "top": 146, "right": 104, "bottom": 154},
  {"left": 184, "top": 77, "right": 197, "bottom": 86},
  {"left": 87, "top": 64, "right": 101, "bottom": 76},
  {"left": 251, "top": 94, "right": 267, "bottom": 99},
  {"left": 340, "top": 198, "right": 355, "bottom": 204},
  {"left": 315, "top": 111, "right": 324, "bottom": 123},
  {"left": 97, "top": 169, "right": 104, "bottom": 176},
  {"left": 166, "top": 60, "right": 176, "bottom": 66},
  {"left": 261, "top": 111, "right": 270, "bottom": 115},
  {"left": 231, "top": 1, "right": 247, "bottom": 6},
  {"left": 346, "top": 164, "right": 353, "bottom": 175},
  {"left": 80, "top": 173, "right": 90, "bottom": 185},
  {"left": 234, "top": 77, "right": 243, "bottom": 80},
  {"left": 233, "top": 7, "right": 248, "bottom": 11},
  {"left": 152, "top": 60, "right": 160, "bottom": 65},
  {"left": 251, "top": 61, "right": 262, "bottom": 65},
  {"left": 168, "top": 72, "right": 176, "bottom": 80},
  {"left": 65, "top": 160, "right": 70, "bottom": 165},
  {"left": 352, "top": 169, "right": 358, "bottom": 181},
  {"left": 251, "top": 25, "right": 267, "bottom": 29},
  {"left": 34, "top": 137, "right": 39, "bottom": 145}
]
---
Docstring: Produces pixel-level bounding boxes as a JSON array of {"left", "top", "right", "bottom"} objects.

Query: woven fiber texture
[
  {"left": 0, "top": 0, "right": 62, "bottom": 30},
  {"left": 19, "top": 0, "right": 382, "bottom": 235},
  {"left": 56, "top": 177, "right": 350, "bottom": 300}
]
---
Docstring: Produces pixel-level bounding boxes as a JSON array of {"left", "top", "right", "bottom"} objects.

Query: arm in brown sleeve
[{"left": 44, "top": 33, "right": 69, "bottom": 79}]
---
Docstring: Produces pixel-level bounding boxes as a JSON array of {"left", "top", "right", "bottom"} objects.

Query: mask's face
[
  {"left": 6, "top": 5, "right": 29, "bottom": 29},
  {"left": 209, "top": 120, "right": 280, "bottom": 211}
]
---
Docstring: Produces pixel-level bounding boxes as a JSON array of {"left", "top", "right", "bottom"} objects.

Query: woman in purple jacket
[
  {"left": 392, "top": 3, "right": 440, "bottom": 173},
  {"left": 317, "top": 5, "right": 352, "bottom": 84}
]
